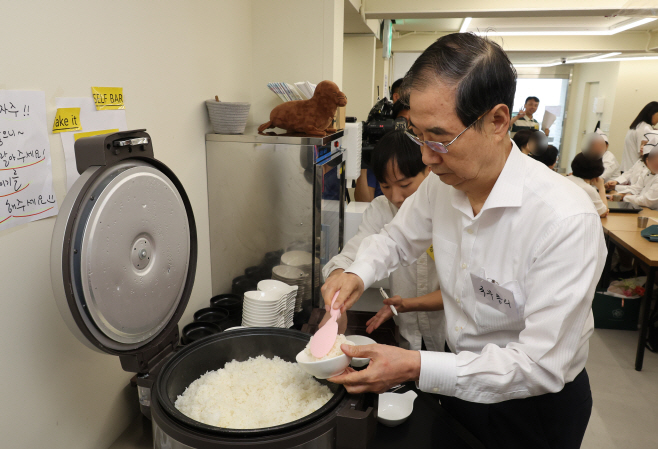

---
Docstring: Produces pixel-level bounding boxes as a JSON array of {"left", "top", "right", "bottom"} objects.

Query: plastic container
[{"left": 205, "top": 100, "right": 250, "bottom": 134}]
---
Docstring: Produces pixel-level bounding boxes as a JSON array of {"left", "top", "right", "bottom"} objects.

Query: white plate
[
  {"left": 281, "top": 251, "right": 313, "bottom": 267},
  {"left": 272, "top": 265, "right": 306, "bottom": 279}
]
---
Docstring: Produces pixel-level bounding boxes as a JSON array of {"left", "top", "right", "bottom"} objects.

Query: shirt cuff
[
  {"left": 418, "top": 350, "right": 457, "bottom": 396},
  {"left": 345, "top": 260, "right": 377, "bottom": 290},
  {"left": 623, "top": 195, "right": 636, "bottom": 203}
]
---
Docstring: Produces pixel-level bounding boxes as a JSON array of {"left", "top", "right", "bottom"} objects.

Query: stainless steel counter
[{"left": 206, "top": 127, "right": 343, "bottom": 146}]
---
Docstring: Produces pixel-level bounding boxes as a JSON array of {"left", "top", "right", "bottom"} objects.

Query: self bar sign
[{"left": 92, "top": 87, "right": 124, "bottom": 110}]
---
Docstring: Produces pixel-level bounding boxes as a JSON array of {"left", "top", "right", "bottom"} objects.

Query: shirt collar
[{"left": 450, "top": 141, "right": 526, "bottom": 218}]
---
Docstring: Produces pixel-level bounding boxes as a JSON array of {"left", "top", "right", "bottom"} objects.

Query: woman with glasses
[{"left": 320, "top": 32, "right": 604, "bottom": 449}]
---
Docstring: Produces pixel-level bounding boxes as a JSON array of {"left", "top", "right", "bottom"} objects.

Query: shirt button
[
  {"left": 432, "top": 387, "right": 440, "bottom": 393},
  {"left": 461, "top": 263, "right": 468, "bottom": 269},
  {"left": 455, "top": 326, "right": 460, "bottom": 331},
  {"left": 467, "top": 229, "right": 474, "bottom": 234},
  {"left": 456, "top": 297, "right": 461, "bottom": 304}
]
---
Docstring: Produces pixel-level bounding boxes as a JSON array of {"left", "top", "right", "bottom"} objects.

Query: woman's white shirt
[
  {"left": 615, "top": 159, "right": 649, "bottom": 189},
  {"left": 565, "top": 176, "right": 607, "bottom": 216},
  {"left": 322, "top": 196, "right": 445, "bottom": 352},
  {"left": 623, "top": 171, "right": 658, "bottom": 209},
  {"left": 601, "top": 151, "right": 621, "bottom": 182},
  {"left": 622, "top": 122, "right": 653, "bottom": 171}
]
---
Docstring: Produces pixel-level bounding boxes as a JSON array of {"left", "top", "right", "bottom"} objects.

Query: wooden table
[{"left": 601, "top": 210, "right": 658, "bottom": 370}]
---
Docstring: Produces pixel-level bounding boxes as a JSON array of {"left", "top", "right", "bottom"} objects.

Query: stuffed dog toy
[{"left": 258, "top": 80, "right": 347, "bottom": 136}]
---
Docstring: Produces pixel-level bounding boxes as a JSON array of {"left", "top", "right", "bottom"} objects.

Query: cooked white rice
[
  {"left": 303, "top": 334, "right": 355, "bottom": 361},
  {"left": 175, "top": 355, "right": 333, "bottom": 429}
]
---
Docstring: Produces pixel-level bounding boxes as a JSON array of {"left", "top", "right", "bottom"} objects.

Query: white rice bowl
[
  {"left": 303, "top": 334, "right": 355, "bottom": 361},
  {"left": 175, "top": 355, "right": 333, "bottom": 429}
]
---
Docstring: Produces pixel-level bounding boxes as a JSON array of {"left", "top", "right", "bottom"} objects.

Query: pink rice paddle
[{"left": 310, "top": 291, "right": 341, "bottom": 359}]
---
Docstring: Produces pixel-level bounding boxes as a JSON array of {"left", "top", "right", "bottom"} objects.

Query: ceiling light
[
  {"left": 474, "top": 18, "right": 656, "bottom": 37},
  {"left": 460, "top": 17, "right": 472, "bottom": 33},
  {"left": 585, "top": 52, "right": 622, "bottom": 60}
]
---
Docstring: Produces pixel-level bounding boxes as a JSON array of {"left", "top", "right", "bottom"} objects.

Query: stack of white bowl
[
  {"left": 280, "top": 251, "right": 319, "bottom": 309},
  {"left": 272, "top": 264, "right": 309, "bottom": 312},
  {"left": 257, "top": 280, "right": 298, "bottom": 328},
  {"left": 241, "top": 290, "right": 287, "bottom": 328}
]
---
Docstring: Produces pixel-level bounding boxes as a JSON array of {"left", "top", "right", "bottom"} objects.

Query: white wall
[
  {"left": 561, "top": 61, "right": 620, "bottom": 170},
  {"left": 343, "top": 35, "right": 376, "bottom": 120},
  {"left": 0, "top": 2, "right": 253, "bottom": 449},
  {"left": 609, "top": 60, "right": 658, "bottom": 158},
  {"left": 251, "top": 0, "right": 344, "bottom": 126}
]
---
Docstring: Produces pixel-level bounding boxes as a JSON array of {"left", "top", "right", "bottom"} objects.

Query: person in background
[
  {"left": 615, "top": 132, "right": 658, "bottom": 209},
  {"left": 512, "top": 129, "right": 546, "bottom": 155},
  {"left": 510, "top": 96, "right": 550, "bottom": 137},
  {"left": 530, "top": 144, "right": 559, "bottom": 170},
  {"left": 566, "top": 153, "right": 609, "bottom": 217},
  {"left": 323, "top": 130, "right": 445, "bottom": 351},
  {"left": 621, "top": 101, "right": 658, "bottom": 171},
  {"left": 390, "top": 78, "right": 404, "bottom": 102},
  {"left": 607, "top": 133, "right": 654, "bottom": 191},
  {"left": 590, "top": 130, "right": 621, "bottom": 182}
]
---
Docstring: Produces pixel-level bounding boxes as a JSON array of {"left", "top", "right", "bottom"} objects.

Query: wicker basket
[{"left": 205, "top": 100, "right": 250, "bottom": 134}]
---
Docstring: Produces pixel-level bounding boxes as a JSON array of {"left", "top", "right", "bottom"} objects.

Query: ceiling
[{"left": 344, "top": 1, "right": 658, "bottom": 65}]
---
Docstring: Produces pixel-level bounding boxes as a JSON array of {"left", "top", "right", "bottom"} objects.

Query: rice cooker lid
[{"left": 50, "top": 130, "right": 197, "bottom": 355}]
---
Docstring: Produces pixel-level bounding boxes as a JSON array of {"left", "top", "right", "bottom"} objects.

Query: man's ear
[{"left": 489, "top": 103, "right": 511, "bottom": 143}]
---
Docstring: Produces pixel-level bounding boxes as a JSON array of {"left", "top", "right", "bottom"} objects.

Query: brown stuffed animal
[{"left": 258, "top": 80, "right": 347, "bottom": 136}]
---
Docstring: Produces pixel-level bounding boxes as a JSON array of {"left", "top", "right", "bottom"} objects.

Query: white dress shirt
[
  {"left": 615, "top": 159, "right": 649, "bottom": 189},
  {"left": 346, "top": 143, "right": 606, "bottom": 404},
  {"left": 565, "top": 176, "right": 607, "bottom": 215},
  {"left": 622, "top": 122, "right": 653, "bottom": 171},
  {"left": 601, "top": 151, "right": 621, "bottom": 182},
  {"left": 323, "top": 196, "right": 445, "bottom": 351},
  {"left": 623, "top": 170, "right": 658, "bottom": 209}
]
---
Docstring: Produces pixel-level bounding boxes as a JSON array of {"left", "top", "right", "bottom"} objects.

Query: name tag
[
  {"left": 469, "top": 272, "right": 518, "bottom": 318},
  {"left": 426, "top": 245, "right": 434, "bottom": 260}
]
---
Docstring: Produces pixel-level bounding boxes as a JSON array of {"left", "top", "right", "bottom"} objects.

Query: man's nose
[{"left": 421, "top": 145, "right": 443, "bottom": 166}]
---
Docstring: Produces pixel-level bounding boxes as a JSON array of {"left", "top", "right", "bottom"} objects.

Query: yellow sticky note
[
  {"left": 426, "top": 245, "right": 434, "bottom": 260},
  {"left": 74, "top": 129, "right": 119, "bottom": 142},
  {"left": 92, "top": 87, "right": 124, "bottom": 110},
  {"left": 52, "top": 108, "right": 82, "bottom": 133}
]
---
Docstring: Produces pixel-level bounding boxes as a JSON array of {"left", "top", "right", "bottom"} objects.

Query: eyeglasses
[{"left": 404, "top": 110, "right": 491, "bottom": 154}]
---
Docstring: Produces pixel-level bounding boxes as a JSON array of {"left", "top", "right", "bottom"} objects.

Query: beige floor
[
  {"left": 109, "top": 327, "right": 658, "bottom": 448},
  {"left": 582, "top": 328, "right": 658, "bottom": 448}
]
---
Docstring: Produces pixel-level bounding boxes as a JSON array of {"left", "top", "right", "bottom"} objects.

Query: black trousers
[{"left": 439, "top": 345, "right": 592, "bottom": 449}]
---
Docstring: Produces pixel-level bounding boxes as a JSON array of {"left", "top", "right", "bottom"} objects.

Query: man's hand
[
  {"left": 517, "top": 108, "right": 526, "bottom": 119},
  {"left": 365, "top": 296, "right": 404, "bottom": 334},
  {"left": 543, "top": 127, "right": 550, "bottom": 136},
  {"left": 328, "top": 344, "right": 421, "bottom": 394},
  {"left": 605, "top": 180, "right": 618, "bottom": 190},
  {"left": 321, "top": 271, "right": 365, "bottom": 314}
]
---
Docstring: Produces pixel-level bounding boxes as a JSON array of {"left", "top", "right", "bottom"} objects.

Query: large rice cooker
[{"left": 50, "top": 130, "right": 377, "bottom": 449}]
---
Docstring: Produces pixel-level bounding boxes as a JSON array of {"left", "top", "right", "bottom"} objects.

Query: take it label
[
  {"left": 92, "top": 87, "right": 124, "bottom": 110},
  {"left": 52, "top": 108, "right": 82, "bottom": 133}
]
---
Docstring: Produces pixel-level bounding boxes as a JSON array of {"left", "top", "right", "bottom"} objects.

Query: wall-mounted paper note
[
  {"left": 92, "top": 87, "right": 124, "bottom": 110},
  {"left": 0, "top": 90, "right": 58, "bottom": 231},
  {"left": 56, "top": 97, "right": 127, "bottom": 191},
  {"left": 52, "top": 107, "right": 82, "bottom": 133}
]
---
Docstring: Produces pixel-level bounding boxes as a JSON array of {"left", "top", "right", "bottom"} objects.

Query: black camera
[{"left": 362, "top": 98, "right": 408, "bottom": 147}]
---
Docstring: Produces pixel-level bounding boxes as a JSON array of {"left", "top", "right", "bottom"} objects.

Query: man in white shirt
[{"left": 322, "top": 33, "right": 606, "bottom": 448}]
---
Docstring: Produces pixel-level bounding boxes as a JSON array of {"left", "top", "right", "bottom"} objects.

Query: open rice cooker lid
[{"left": 50, "top": 130, "right": 197, "bottom": 359}]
